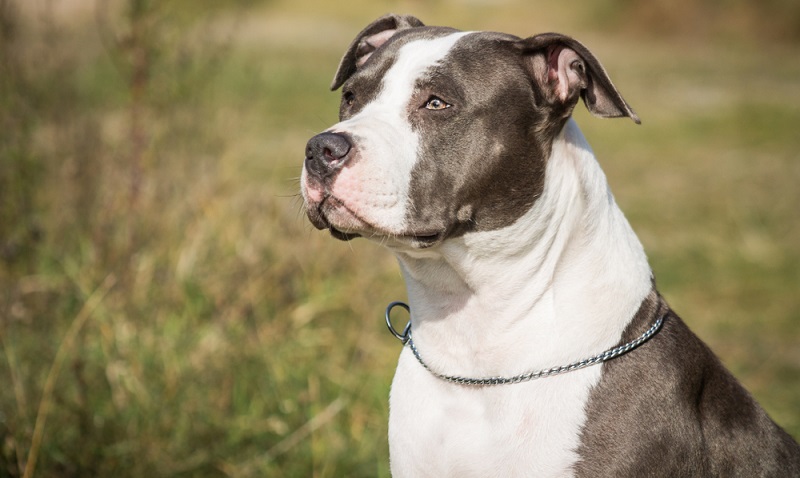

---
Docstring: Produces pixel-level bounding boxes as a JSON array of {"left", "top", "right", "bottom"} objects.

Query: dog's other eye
[
  {"left": 343, "top": 91, "right": 355, "bottom": 106},
  {"left": 425, "top": 96, "right": 451, "bottom": 111}
]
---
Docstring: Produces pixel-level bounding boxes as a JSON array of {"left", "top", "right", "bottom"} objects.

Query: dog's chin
[
  {"left": 305, "top": 197, "right": 446, "bottom": 248},
  {"left": 306, "top": 200, "right": 370, "bottom": 240},
  {"left": 327, "top": 224, "right": 443, "bottom": 249},
  {"left": 329, "top": 227, "right": 361, "bottom": 241},
  {"left": 311, "top": 214, "right": 444, "bottom": 249},
  {"left": 305, "top": 208, "right": 364, "bottom": 241}
]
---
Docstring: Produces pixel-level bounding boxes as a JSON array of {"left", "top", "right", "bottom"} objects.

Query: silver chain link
[{"left": 385, "top": 301, "right": 665, "bottom": 386}]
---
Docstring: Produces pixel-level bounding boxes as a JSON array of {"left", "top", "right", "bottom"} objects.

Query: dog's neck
[{"left": 391, "top": 119, "right": 653, "bottom": 376}]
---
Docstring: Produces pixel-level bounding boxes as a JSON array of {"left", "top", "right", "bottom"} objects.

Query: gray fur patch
[{"left": 575, "top": 290, "right": 800, "bottom": 476}]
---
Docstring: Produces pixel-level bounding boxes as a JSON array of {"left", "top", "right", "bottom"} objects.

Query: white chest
[{"left": 388, "top": 347, "right": 602, "bottom": 478}]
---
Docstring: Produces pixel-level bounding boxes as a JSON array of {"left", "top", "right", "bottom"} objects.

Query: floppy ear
[
  {"left": 331, "top": 14, "right": 425, "bottom": 91},
  {"left": 518, "top": 33, "right": 640, "bottom": 124}
]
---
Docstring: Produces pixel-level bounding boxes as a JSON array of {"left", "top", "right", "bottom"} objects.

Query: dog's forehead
[
  {"left": 349, "top": 28, "right": 519, "bottom": 95},
  {"left": 348, "top": 29, "right": 463, "bottom": 96}
]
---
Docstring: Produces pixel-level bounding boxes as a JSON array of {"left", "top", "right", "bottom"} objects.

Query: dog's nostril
[
  {"left": 305, "top": 132, "right": 353, "bottom": 175},
  {"left": 306, "top": 133, "right": 351, "bottom": 161}
]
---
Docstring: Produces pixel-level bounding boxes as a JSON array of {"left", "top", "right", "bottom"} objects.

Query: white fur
[
  {"left": 387, "top": 120, "right": 653, "bottom": 477},
  {"left": 322, "top": 32, "right": 471, "bottom": 236}
]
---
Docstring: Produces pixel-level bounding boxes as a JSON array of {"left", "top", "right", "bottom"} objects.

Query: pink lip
[
  {"left": 319, "top": 196, "right": 372, "bottom": 231},
  {"left": 305, "top": 185, "right": 324, "bottom": 203}
]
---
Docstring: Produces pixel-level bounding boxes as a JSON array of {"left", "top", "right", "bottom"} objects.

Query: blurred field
[{"left": 0, "top": 0, "right": 798, "bottom": 476}]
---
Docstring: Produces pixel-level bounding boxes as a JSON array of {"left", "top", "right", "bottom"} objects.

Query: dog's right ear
[
  {"left": 518, "top": 33, "right": 640, "bottom": 124},
  {"left": 331, "top": 14, "right": 425, "bottom": 91}
]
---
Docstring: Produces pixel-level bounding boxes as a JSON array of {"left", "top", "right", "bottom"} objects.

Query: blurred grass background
[{"left": 0, "top": 0, "right": 798, "bottom": 476}]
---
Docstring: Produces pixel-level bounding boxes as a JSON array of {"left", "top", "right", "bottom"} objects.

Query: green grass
[{"left": 0, "top": 1, "right": 798, "bottom": 476}]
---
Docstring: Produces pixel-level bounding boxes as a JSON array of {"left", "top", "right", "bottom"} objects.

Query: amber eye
[{"left": 425, "top": 96, "right": 450, "bottom": 110}]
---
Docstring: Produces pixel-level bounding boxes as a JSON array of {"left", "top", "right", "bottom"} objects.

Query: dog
[{"left": 300, "top": 14, "right": 800, "bottom": 477}]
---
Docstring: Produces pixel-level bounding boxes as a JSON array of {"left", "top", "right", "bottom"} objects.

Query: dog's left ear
[
  {"left": 518, "top": 33, "right": 640, "bottom": 124},
  {"left": 331, "top": 14, "right": 425, "bottom": 91}
]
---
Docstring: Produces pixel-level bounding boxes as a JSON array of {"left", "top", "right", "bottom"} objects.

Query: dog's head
[{"left": 302, "top": 14, "right": 638, "bottom": 249}]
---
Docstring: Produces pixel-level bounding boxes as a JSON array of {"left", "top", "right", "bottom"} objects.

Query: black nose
[{"left": 305, "top": 132, "right": 352, "bottom": 178}]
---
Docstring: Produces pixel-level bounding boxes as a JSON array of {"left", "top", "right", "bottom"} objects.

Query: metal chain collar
[{"left": 385, "top": 301, "right": 665, "bottom": 386}]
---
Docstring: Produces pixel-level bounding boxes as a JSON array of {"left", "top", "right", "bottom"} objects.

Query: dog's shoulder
[{"left": 574, "top": 290, "right": 800, "bottom": 477}]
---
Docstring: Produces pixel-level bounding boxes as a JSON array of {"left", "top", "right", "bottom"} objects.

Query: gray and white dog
[{"left": 300, "top": 14, "right": 800, "bottom": 477}]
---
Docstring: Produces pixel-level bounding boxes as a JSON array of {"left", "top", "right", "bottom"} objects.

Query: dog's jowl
[{"left": 301, "top": 14, "right": 800, "bottom": 477}]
